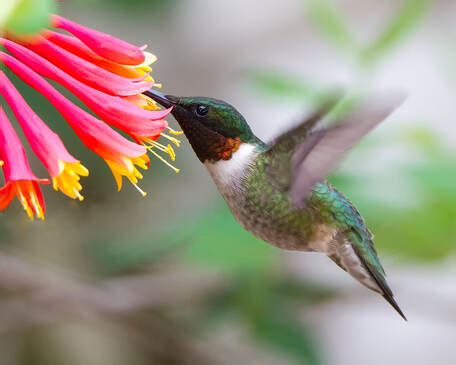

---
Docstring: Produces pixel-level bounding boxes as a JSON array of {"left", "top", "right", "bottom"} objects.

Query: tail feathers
[
  {"left": 361, "top": 258, "right": 407, "bottom": 321},
  {"left": 382, "top": 294, "right": 407, "bottom": 321},
  {"left": 329, "top": 236, "right": 407, "bottom": 321}
]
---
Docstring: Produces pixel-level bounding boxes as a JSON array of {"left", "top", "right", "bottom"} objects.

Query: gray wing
[
  {"left": 289, "top": 95, "right": 405, "bottom": 208},
  {"left": 264, "top": 94, "right": 343, "bottom": 191}
]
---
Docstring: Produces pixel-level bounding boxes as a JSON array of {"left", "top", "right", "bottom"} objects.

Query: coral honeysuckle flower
[
  {"left": 0, "top": 13, "right": 180, "bottom": 219},
  {"left": 0, "top": 71, "right": 88, "bottom": 200},
  {"left": 51, "top": 15, "right": 145, "bottom": 66},
  {"left": 15, "top": 35, "right": 154, "bottom": 96},
  {"left": 0, "top": 40, "right": 171, "bottom": 145},
  {"left": 1, "top": 52, "right": 152, "bottom": 196},
  {"left": 43, "top": 30, "right": 157, "bottom": 82},
  {"left": 0, "top": 107, "right": 49, "bottom": 220}
]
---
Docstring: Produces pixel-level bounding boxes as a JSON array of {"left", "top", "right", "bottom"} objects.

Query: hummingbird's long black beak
[{"left": 143, "top": 89, "right": 177, "bottom": 109}]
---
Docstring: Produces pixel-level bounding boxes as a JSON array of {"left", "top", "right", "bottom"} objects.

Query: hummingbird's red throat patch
[{"left": 210, "top": 136, "right": 241, "bottom": 161}]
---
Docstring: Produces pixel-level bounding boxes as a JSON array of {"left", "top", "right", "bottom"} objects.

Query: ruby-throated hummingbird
[{"left": 145, "top": 89, "right": 406, "bottom": 320}]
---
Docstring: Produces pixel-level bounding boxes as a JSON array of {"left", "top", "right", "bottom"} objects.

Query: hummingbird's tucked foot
[{"left": 145, "top": 89, "right": 406, "bottom": 320}]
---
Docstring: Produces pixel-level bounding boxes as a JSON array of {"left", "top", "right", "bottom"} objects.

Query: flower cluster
[{"left": 0, "top": 14, "right": 180, "bottom": 220}]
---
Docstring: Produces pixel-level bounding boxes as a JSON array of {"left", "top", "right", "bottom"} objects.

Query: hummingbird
[{"left": 145, "top": 89, "right": 406, "bottom": 320}]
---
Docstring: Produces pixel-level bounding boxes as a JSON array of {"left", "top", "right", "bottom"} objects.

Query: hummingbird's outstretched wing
[
  {"left": 265, "top": 94, "right": 404, "bottom": 209},
  {"left": 264, "top": 95, "right": 342, "bottom": 191}
]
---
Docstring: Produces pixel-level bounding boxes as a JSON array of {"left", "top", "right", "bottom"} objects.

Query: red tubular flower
[
  {"left": 43, "top": 30, "right": 157, "bottom": 81},
  {"left": 15, "top": 36, "right": 154, "bottom": 96},
  {"left": 0, "top": 13, "right": 181, "bottom": 219},
  {"left": 52, "top": 15, "right": 145, "bottom": 66},
  {"left": 0, "top": 107, "right": 48, "bottom": 220},
  {"left": 0, "top": 71, "right": 88, "bottom": 200},
  {"left": 0, "top": 52, "right": 151, "bottom": 194},
  {"left": 0, "top": 40, "right": 171, "bottom": 141}
]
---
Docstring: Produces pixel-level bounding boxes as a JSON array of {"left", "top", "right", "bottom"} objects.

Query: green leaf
[
  {"left": 91, "top": 203, "right": 278, "bottom": 275},
  {"left": 362, "top": 0, "right": 431, "bottom": 64},
  {"left": 90, "top": 231, "right": 187, "bottom": 276},
  {"left": 252, "top": 311, "right": 322, "bottom": 365},
  {"left": 304, "top": 0, "right": 358, "bottom": 52},
  {"left": 5, "top": 0, "right": 56, "bottom": 35},
  {"left": 249, "top": 70, "right": 329, "bottom": 104},
  {"left": 331, "top": 151, "right": 456, "bottom": 262},
  {"left": 0, "top": 0, "right": 20, "bottom": 29},
  {"left": 184, "top": 204, "right": 278, "bottom": 273}
]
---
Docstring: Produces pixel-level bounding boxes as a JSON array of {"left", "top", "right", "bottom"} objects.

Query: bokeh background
[{"left": 1, "top": 0, "right": 456, "bottom": 364}]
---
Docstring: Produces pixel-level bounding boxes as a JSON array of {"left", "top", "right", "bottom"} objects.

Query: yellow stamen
[
  {"left": 131, "top": 182, "right": 148, "bottom": 197},
  {"left": 14, "top": 181, "right": 45, "bottom": 220},
  {"left": 105, "top": 154, "right": 149, "bottom": 197},
  {"left": 140, "top": 137, "right": 177, "bottom": 161},
  {"left": 149, "top": 149, "right": 180, "bottom": 174},
  {"left": 52, "top": 161, "right": 89, "bottom": 201},
  {"left": 167, "top": 126, "right": 184, "bottom": 136},
  {"left": 160, "top": 132, "right": 181, "bottom": 147},
  {"left": 0, "top": 160, "right": 3, "bottom": 167},
  {"left": 16, "top": 184, "right": 33, "bottom": 219},
  {"left": 138, "top": 133, "right": 182, "bottom": 173}
]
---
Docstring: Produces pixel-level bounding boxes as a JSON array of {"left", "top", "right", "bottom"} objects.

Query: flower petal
[
  {"left": 0, "top": 107, "right": 47, "bottom": 182},
  {"left": 0, "top": 70, "right": 77, "bottom": 177},
  {"left": 12, "top": 36, "right": 153, "bottom": 96},
  {"left": 0, "top": 108, "right": 48, "bottom": 219},
  {"left": 43, "top": 30, "right": 150, "bottom": 79},
  {"left": 0, "top": 52, "right": 147, "bottom": 165},
  {"left": 52, "top": 14, "right": 145, "bottom": 66},
  {"left": 1, "top": 40, "right": 171, "bottom": 139}
]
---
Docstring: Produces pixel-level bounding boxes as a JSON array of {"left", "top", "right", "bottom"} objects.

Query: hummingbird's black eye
[{"left": 196, "top": 105, "right": 209, "bottom": 117}]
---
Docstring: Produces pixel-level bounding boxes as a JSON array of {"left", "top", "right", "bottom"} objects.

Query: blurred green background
[{"left": 1, "top": 0, "right": 456, "bottom": 364}]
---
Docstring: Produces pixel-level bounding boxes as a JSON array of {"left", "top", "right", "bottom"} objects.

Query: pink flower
[
  {"left": 52, "top": 15, "right": 146, "bottom": 66},
  {"left": 0, "top": 71, "right": 88, "bottom": 200},
  {"left": 0, "top": 107, "right": 49, "bottom": 220},
  {"left": 0, "top": 14, "right": 180, "bottom": 219}
]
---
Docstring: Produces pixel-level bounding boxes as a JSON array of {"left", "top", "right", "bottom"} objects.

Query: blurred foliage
[
  {"left": 249, "top": 71, "right": 328, "bottom": 105},
  {"left": 306, "top": 0, "right": 358, "bottom": 54},
  {"left": 361, "top": 0, "right": 431, "bottom": 64},
  {"left": 72, "top": 0, "right": 179, "bottom": 19},
  {"left": 199, "top": 273, "right": 331, "bottom": 365},
  {"left": 92, "top": 203, "right": 278, "bottom": 275},
  {"left": 92, "top": 202, "right": 333, "bottom": 364},
  {"left": 2, "top": 0, "right": 56, "bottom": 35},
  {"left": 336, "top": 131, "right": 456, "bottom": 261},
  {"left": 0, "top": 1, "right": 18, "bottom": 28},
  {"left": 305, "top": 0, "right": 432, "bottom": 67}
]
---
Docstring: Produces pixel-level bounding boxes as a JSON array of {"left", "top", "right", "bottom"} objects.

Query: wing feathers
[{"left": 290, "top": 95, "right": 405, "bottom": 208}]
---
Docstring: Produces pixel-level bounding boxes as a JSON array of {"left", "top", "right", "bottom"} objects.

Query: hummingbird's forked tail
[
  {"left": 329, "top": 231, "right": 407, "bottom": 321},
  {"left": 358, "top": 251, "right": 407, "bottom": 321}
]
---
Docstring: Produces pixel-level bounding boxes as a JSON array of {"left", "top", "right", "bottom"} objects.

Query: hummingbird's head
[{"left": 144, "top": 90, "right": 257, "bottom": 163}]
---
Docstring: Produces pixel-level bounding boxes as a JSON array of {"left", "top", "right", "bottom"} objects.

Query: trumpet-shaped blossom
[
  {"left": 43, "top": 30, "right": 156, "bottom": 81},
  {"left": 0, "top": 14, "right": 180, "bottom": 219},
  {"left": 0, "top": 71, "right": 88, "bottom": 200},
  {"left": 0, "top": 107, "right": 48, "bottom": 220},
  {"left": 1, "top": 53, "right": 151, "bottom": 193},
  {"left": 52, "top": 15, "right": 145, "bottom": 66},
  {"left": 0, "top": 40, "right": 171, "bottom": 141}
]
